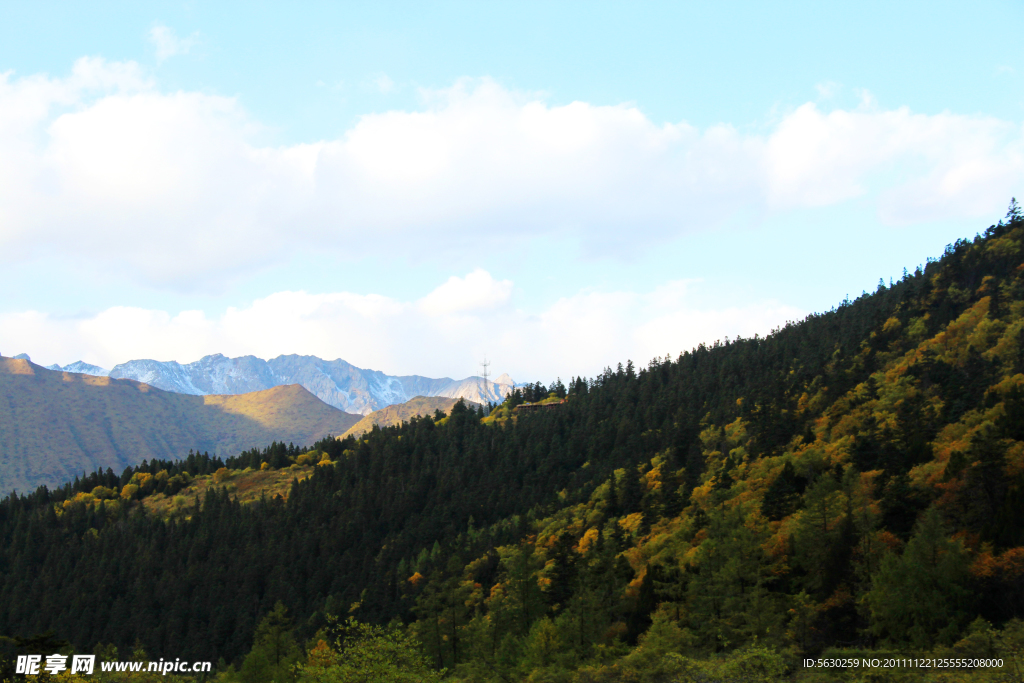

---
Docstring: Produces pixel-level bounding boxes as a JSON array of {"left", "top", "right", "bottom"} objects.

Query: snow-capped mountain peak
[{"left": 45, "top": 360, "right": 110, "bottom": 377}]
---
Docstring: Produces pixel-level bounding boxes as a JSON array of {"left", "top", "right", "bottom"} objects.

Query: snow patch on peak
[
  {"left": 434, "top": 374, "right": 515, "bottom": 404},
  {"left": 61, "top": 361, "right": 110, "bottom": 377},
  {"left": 37, "top": 360, "right": 110, "bottom": 376},
  {"left": 109, "top": 359, "right": 204, "bottom": 395}
]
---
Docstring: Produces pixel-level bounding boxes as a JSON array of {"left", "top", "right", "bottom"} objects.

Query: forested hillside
[
  {"left": 341, "top": 395, "right": 483, "bottom": 438},
  {"left": 4, "top": 207, "right": 1024, "bottom": 681}
]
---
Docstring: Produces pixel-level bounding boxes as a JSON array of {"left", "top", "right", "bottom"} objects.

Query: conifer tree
[
  {"left": 240, "top": 602, "right": 302, "bottom": 683},
  {"left": 866, "top": 507, "right": 974, "bottom": 648}
]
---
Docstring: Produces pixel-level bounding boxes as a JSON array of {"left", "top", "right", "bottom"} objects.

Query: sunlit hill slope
[{"left": 0, "top": 358, "right": 360, "bottom": 492}]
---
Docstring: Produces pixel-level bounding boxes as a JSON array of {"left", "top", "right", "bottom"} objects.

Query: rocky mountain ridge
[{"left": 37, "top": 353, "right": 518, "bottom": 415}]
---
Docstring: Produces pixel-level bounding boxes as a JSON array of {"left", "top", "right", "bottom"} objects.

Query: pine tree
[
  {"left": 866, "top": 507, "right": 974, "bottom": 648},
  {"left": 239, "top": 602, "right": 302, "bottom": 683}
]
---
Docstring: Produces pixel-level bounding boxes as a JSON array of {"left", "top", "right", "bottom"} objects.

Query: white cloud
[
  {"left": 763, "top": 102, "right": 1024, "bottom": 219},
  {"left": 149, "top": 25, "right": 198, "bottom": 63},
  {"left": 0, "top": 272, "right": 804, "bottom": 382},
  {"left": 419, "top": 269, "right": 513, "bottom": 315},
  {"left": 1, "top": 63, "right": 1023, "bottom": 290}
]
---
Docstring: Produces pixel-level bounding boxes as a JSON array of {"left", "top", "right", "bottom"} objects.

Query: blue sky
[{"left": 1, "top": 1, "right": 1023, "bottom": 381}]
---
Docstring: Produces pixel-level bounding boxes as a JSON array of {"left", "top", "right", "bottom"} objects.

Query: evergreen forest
[{"left": 5, "top": 207, "right": 1024, "bottom": 681}]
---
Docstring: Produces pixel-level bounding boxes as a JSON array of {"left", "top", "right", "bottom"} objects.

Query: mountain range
[{"left": 35, "top": 353, "right": 518, "bottom": 415}]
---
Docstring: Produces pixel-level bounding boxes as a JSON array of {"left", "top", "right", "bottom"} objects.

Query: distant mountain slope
[
  {"left": 57, "top": 360, "right": 108, "bottom": 376},
  {"left": 47, "top": 353, "right": 519, "bottom": 415},
  {"left": 0, "top": 358, "right": 360, "bottom": 492},
  {"left": 342, "top": 396, "right": 482, "bottom": 438},
  {"left": 16, "top": 355, "right": 112, "bottom": 376},
  {"left": 432, "top": 373, "right": 517, "bottom": 406}
]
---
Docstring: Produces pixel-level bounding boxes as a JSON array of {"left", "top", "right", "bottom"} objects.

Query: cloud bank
[
  {"left": 0, "top": 270, "right": 803, "bottom": 381},
  {"left": 1, "top": 59, "right": 1022, "bottom": 290}
]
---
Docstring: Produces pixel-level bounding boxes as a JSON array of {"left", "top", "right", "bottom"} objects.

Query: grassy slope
[
  {"left": 141, "top": 465, "right": 318, "bottom": 519},
  {"left": 0, "top": 358, "right": 359, "bottom": 492},
  {"left": 342, "top": 395, "right": 480, "bottom": 438}
]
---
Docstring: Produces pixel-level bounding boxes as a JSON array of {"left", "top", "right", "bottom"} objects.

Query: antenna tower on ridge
[{"left": 481, "top": 356, "right": 491, "bottom": 410}]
